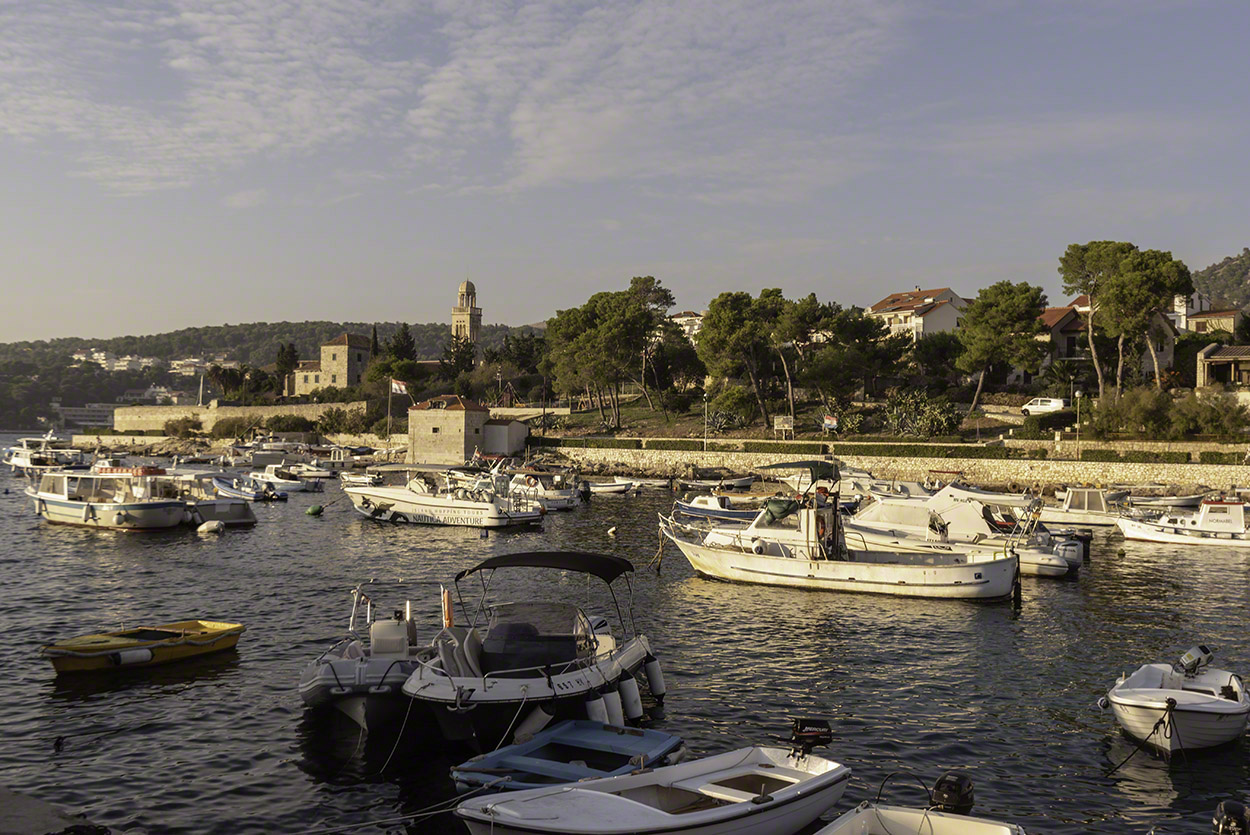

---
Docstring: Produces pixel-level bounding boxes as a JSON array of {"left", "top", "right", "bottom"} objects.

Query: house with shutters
[{"left": 865, "top": 287, "right": 967, "bottom": 342}]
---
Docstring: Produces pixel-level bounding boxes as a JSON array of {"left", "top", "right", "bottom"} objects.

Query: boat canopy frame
[
  {"left": 759, "top": 459, "right": 840, "bottom": 496},
  {"left": 454, "top": 551, "right": 638, "bottom": 639}
]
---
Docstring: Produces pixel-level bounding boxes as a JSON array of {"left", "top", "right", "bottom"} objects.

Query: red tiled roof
[
  {"left": 1189, "top": 309, "right": 1242, "bottom": 319},
  {"left": 323, "top": 332, "right": 372, "bottom": 349},
  {"left": 1207, "top": 346, "right": 1250, "bottom": 359},
  {"left": 296, "top": 360, "right": 321, "bottom": 371},
  {"left": 1039, "top": 306, "right": 1077, "bottom": 328},
  {"left": 410, "top": 394, "right": 489, "bottom": 412},
  {"left": 868, "top": 288, "right": 957, "bottom": 314},
  {"left": 1069, "top": 295, "right": 1091, "bottom": 307},
  {"left": 915, "top": 299, "right": 951, "bottom": 317}
]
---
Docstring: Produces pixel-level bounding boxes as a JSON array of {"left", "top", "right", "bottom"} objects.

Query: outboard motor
[
  {"left": 785, "top": 717, "right": 833, "bottom": 758},
  {"left": 577, "top": 480, "right": 592, "bottom": 502},
  {"left": 1213, "top": 800, "right": 1250, "bottom": 834},
  {"left": 931, "top": 771, "right": 975, "bottom": 816},
  {"left": 1180, "top": 645, "right": 1215, "bottom": 676}
]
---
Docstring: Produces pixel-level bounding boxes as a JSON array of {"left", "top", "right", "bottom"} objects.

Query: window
[
  {"left": 474, "top": 428, "right": 480, "bottom": 434},
  {"left": 331, "top": 352, "right": 337, "bottom": 360},
  {"left": 1196, "top": 321, "right": 1207, "bottom": 333},
  {"left": 331, "top": 374, "right": 337, "bottom": 383},
  {"left": 314, "top": 374, "right": 320, "bottom": 383},
  {"left": 356, "top": 375, "right": 361, "bottom": 383},
  {"left": 356, "top": 353, "right": 362, "bottom": 362},
  {"left": 303, "top": 375, "right": 309, "bottom": 383},
  {"left": 432, "top": 427, "right": 439, "bottom": 434}
]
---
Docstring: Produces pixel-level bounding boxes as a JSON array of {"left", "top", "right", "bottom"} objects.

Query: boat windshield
[{"left": 480, "top": 601, "right": 595, "bottom": 672}]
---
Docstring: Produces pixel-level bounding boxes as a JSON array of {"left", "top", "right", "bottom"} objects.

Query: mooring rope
[{"left": 1105, "top": 697, "right": 1178, "bottom": 776}]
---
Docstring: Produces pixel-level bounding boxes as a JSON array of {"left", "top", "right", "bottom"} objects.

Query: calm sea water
[{"left": 1, "top": 433, "right": 1247, "bottom": 834}]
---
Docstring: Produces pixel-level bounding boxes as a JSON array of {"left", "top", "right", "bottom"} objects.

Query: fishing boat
[
  {"left": 659, "top": 492, "right": 1018, "bottom": 600},
  {"left": 1039, "top": 487, "right": 1130, "bottom": 527},
  {"left": 455, "top": 722, "right": 849, "bottom": 835},
  {"left": 1116, "top": 500, "right": 1250, "bottom": 547},
  {"left": 41, "top": 620, "right": 245, "bottom": 673},
  {"left": 247, "top": 463, "right": 321, "bottom": 493},
  {"left": 1103, "top": 645, "right": 1250, "bottom": 755},
  {"left": 211, "top": 475, "right": 287, "bottom": 501},
  {"left": 345, "top": 469, "right": 544, "bottom": 528},
  {"left": 402, "top": 552, "right": 666, "bottom": 751},
  {"left": 26, "top": 467, "right": 187, "bottom": 531},
  {"left": 588, "top": 480, "right": 638, "bottom": 494},
  {"left": 1127, "top": 493, "right": 1206, "bottom": 509},
  {"left": 1055, "top": 487, "right": 1129, "bottom": 505},
  {"left": 817, "top": 772, "right": 1025, "bottom": 834},
  {"left": 4, "top": 434, "right": 88, "bottom": 478},
  {"left": 298, "top": 582, "right": 430, "bottom": 732},
  {"left": 509, "top": 469, "right": 584, "bottom": 510},
  {"left": 451, "top": 720, "right": 688, "bottom": 794}
]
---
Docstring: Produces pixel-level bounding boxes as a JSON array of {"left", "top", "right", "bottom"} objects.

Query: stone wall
[
  {"left": 113, "top": 401, "right": 368, "bottom": 432},
  {"left": 408, "top": 408, "right": 489, "bottom": 464},
  {"left": 1004, "top": 437, "right": 1249, "bottom": 460},
  {"left": 541, "top": 446, "right": 1250, "bottom": 490},
  {"left": 323, "top": 432, "right": 408, "bottom": 448}
]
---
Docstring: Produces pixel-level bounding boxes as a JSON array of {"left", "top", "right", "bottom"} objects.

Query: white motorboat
[
  {"left": 308, "top": 447, "right": 354, "bottom": 473},
  {"left": 1127, "top": 493, "right": 1206, "bottom": 509},
  {"left": 159, "top": 469, "right": 258, "bottom": 527},
  {"left": 676, "top": 472, "right": 754, "bottom": 490},
  {"left": 339, "top": 471, "right": 383, "bottom": 487},
  {"left": 817, "top": 771, "right": 1025, "bottom": 834},
  {"left": 26, "top": 467, "right": 187, "bottom": 531},
  {"left": 298, "top": 582, "right": 430, "bottom": 732},
  {"left": 1039, "top": 487, "right": 1129, "bottom": 527},
  {"left": 614, "top": 476, "right": 671, "bottom": 488},
  {"left": 1056, "top": 487, "right": 1129, "bottom": 505},
  {"left": 659, "top": 497, "right": 1018, "bottom": 600},
  {"left": 1104, "top": 645, "right": 1250, "bottom": 755},
  {"left": 345, "top": 470, "right": 543, "bottom": 528},
  {"left": 1116, "top": 500, "right": 1250, "bottom": 547},
  {"left": 456, "top": 739, "right": 850, "bottom": 835},
  {"left": 848, "top": 492, "right": 1077, "bottom": 576},
  {"left": 4, "top": 434, "right": 88, "bottom": 478},
  {"left": 402, "top": 552, "right": 666, "bottom": 751},
  {"left": 509, "top": 469, "right": 584, "bottom": 510},
  {"left": 589, "top": 480, "right": 638, "bottom": 494},
  {"left": 284, "top": 462, "right": 334, "bottom": 479},
  {"left": 248, "top": 463, "right": 321, "bottom": 493}
]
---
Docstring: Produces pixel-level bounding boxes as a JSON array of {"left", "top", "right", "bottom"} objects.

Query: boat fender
[
  {"left": 360, "top": 497, "right": 372, "bottom": 509},
  {"left": 618, "top": 671, "right": 644, "bottom": 722},
  {"left": 110, "top": 648, "right": 154, "bottom": 666},
  {"left": 643, "top": 655, "right": 667, "bottom": 703},
  {"left": 512, "top": 703, "right": 556, "bottom": 745},
  {"left": 751, "top": 539, "right": 766, "bottom": 555},
  {"left": 113, "top": 512, "right": 126, "bottom": 526},
  {"left": 603, "top": 687, "right": 625, "bottom": 727},
  {"left": 1008, "top": 482, "right": 1021, "bottom": 493},
  {"left": 197, "top": 520, "right": 225, "bottom": 534},
  {"left": 584, "top": 692, "right": 609, "bottom": 724},
  {"left": 182, "top": 509, "right": 194, "bottom": 524}
]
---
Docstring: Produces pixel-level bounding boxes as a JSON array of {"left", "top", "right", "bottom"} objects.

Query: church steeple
[{"left": 452, "top": 280, "right": 482, "bottom": 343}]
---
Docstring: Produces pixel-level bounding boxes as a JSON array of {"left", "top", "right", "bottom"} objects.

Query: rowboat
[
  {"left": 42, "top": 620, "right": 245, "bottom": 673},
  {"left": 816, "top": 771, "right": 1026, "bottom": 834}
]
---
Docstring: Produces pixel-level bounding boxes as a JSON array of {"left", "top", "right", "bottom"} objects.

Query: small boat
[
  {"left": 588, "top": 480, "right": 637, "bottom": 494},
  {"left": 1056, "top": 487, "right": 1129, "bottom": 504},
  {"left": 1103, "top": 645, "right": 1250, "bottom": 755},
  {"left": 159, "top": 470, "right": 258, "bottom": 527},
  {"left": 1039, "top": 487, "right": 1129, "bottom": 527},
  {"left": 676, "top": 473, "right": 754, "bottom": 490},
  {"left": 298, "top": 582, "right": 429, "bottom": 732},
  {"left": 817, "top": 772, "right": 1025, "bottom": 834},
  {"left": 345, "top": 469, "right": 544, "bottom": 528},
  {"left": 1127, "top": 493, "right": 1206, "bottom": 509},
  {"left": 27, "top": 467, "right": 187, "bottom": 531},
  {"left": 614, "top": 476, "right": 671, "bottom": 488},
  {"left": 1116, "top": 500, "right": 1250, "bottom": 547},
  {"left": 675, "top": 494, "right": 763, "bottom": 522},
  {"left": 402, "top": 551, "right": 665, "bottom": 750},
  {"left": 285, "top": 462, "right": 334, "bottom": 479},
  {"left": 455, "top": 726, "right": 850, "bottom": 835},
  {"left": 211, "top": 476, "right": 288, "bottom": 501},
  {"left": 4, "top": 434, "right": 88, "bottom": 478},
  {"left": 41, "top": 620, "right": 245, "bottom": 673},
  {"left": 451, "top": 720, "right": 687, "bottom": 794},
  {"left": 509, "top": 469, "right": 584, "bottom": 510},
  {"left": 339, "top": 471, "right": 382, "bottom": 487},
  {"left": 248, "top": 463, "right": 321, "bottom": 493}
]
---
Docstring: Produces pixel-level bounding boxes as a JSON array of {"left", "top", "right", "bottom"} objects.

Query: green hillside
[
  {"left": 1193, "top": 247, "right": 1250, "bottom": 309},
  {"left": 0, "top": 321, "right": 539, "bottom": 366}
]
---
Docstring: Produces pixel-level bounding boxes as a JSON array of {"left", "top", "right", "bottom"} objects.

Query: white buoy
[
  {"left": 584, "top": 692, "right": 609, "bottom": 724},
  {"left": 607, "top": 526, "right": 617, "bottom": 537},
  {"left": 603, "top": 687, "right": 625, "bottom": 726},
  {"left": 197, "top": 520, "right": 226, "bottom": 534},
  {"left": 512, "top": 703, "right": 555, "bottom": 744},
  {"left": 618, "top": 671, "right": 643, "bottom": 722},
  {"left": 643, "top": 655, "right": 667, "bottom": 704}
]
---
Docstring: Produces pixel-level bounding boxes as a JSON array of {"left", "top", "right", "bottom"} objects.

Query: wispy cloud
[
  {"left": 0, "top": 0, "right": 908, "bottom": 200},
  {"left": 222, "top": 188, "right": 267, "bottom": 209},
  {"left": 931, "top": 112, "right": 1202, "bottom": 164}
]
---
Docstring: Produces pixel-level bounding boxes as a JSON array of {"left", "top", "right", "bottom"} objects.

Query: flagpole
[{"left": 386, "top": 380, "right": 394, "bottom": 462}]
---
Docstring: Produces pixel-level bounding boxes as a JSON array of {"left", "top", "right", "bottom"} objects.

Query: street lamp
[
  {"left": 1074, "top": 390, "right": 1083, "bottom": 460},
  {"left": 700, "top": 390, "right": 710, "bottom": 450}
]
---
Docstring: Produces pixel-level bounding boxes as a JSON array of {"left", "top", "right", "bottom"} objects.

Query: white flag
[{"left": 390, "top": 378, "right": 407, "bottom": 395}]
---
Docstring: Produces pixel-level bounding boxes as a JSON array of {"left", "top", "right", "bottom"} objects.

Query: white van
[{"left": 1021, "top": 397, "right": 1069, "bottom": 416}]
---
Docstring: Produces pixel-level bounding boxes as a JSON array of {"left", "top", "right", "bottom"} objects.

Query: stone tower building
[
  {"left": 287, "top": 332, "right": 372, "bottom": 396},
  {"left": 451, "top": 280, "right": 482, "bottom": 343}
]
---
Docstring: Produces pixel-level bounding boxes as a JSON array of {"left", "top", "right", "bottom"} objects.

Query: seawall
[{"left": 113, "top": 401, "right": 368, "bottom": 432}]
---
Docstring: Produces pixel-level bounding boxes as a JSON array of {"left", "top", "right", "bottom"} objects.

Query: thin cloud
[{"left": 222, "top": 188, "right": 268, "bottom": 208}]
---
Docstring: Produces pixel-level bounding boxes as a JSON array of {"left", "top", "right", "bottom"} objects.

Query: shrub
[
  {"left": 1027, "top": 448, "right": 1048, "bottom": 459},
  {"left": 832, "top": 443, "right": 1016, "bottom": 459},
  {"left": 1170, "top": 389, "right": 1249, "bottom": 439},
  {"left": 163, "top": 416, "right": 202, "bottom": 438},
  {"left": 529, "top": 437, "right": 641, "bottom": 449},
  {"left": 316, "top": 407, "right": 351, "bottom": 434},
  {"left": 1200, "top": 451, "right": 1243, "bottom": 465},
  {"left": 881, "top": 389, "right": 960, "bottom": 438},
  {"left": 210, "top": 416, "right": 261, "bottom": 439},
  {"left": 643, "top": 439, "right": 703, "bottom": 451},
  {"left": 1080, "top": 449, "right": 1120, "bottom": 462},
  {"left": 742, "top": 441, "right": 826, "bottom": 454},
  {"left": 265, "top": 414, "right": 316, "bottom": 432},
  {"left": 1120, "top": 450, "right": 1190, "bottom": 464},
  {"left": 659, "top": 388, "right": 694, "bottom": 414},
  {"left": 711, "top": 386, "right": 757, "bottom": 427},
  {"left": 1016, "top": 410, "right": 1073, "bottom": 440}
]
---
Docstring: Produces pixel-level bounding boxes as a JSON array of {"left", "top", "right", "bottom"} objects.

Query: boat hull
[
  {"left": 1109, "top": 699, "right": 1249, "bottom": 754},
  {"left": 1116, "top": 516, "right": 1250, "bottom": 547},
  {"left": 345, "top": 486, "right": 543, "bottom": 528},
  {"left": 841, "top": 524, "right": 1070, "bottom": 577},
  {"left": 668, "top": 538, "right": 1016, "bottom": 600},
  {"left": 30, "top": 493, "right": 185, "bottom": 531},
  {"left": 43, "top": 621, "right": 245, "bottom": 673}
]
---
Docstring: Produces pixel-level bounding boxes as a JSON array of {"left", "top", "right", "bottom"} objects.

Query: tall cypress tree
[{"left": 370, "top": 325, "right": 380, "bottom": 357}]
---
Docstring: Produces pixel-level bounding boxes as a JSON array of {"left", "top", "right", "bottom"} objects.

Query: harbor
[{"left": 2, "top": 432, "right": 1250, "bottom": 833}]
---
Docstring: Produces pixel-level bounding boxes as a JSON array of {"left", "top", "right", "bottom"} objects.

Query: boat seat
[
  {"left": 670, "top": 763, "right": 806, "bottom": 803},
  {"left": 370, "top": 619, "right": 410, "bottom": 659},
  {"left": 491, "top": 754, "right": 611, "bottom": 782}
]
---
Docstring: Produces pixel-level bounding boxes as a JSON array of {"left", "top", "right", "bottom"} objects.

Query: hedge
[
  {"left": 1200, "top": 451, "right": 1244, "bottom": 465},
  {"left": 841, "top": 435, "right": 964, "bottom": 444},
  {"left": 833, "top": 444, "right": 1016, "bottom": 459},
  {"left": 1015, "top": 411, "right": 1074, "bottom": 440},
  {"left": 741, "top": 441, "right": 826, "bottom": 454},
  {"left": 530, "top": 437, "right": 642, "bottom": 449},
  {"left": 1077, "top": 449, "right": 1192, "bottom": 464},
  {"left": 643, "top": 439, "right": 703, "bottom": 451}
]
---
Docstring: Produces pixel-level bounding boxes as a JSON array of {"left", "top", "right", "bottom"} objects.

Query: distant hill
[
  {"left": 1193, "top": 248, "right": 1250, "bottom": 309},
  {"left": 0, "top": 321, "right": 541, "bottom": 367}
]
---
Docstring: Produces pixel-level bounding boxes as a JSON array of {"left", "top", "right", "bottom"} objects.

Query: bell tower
[{"left": 452, "top": 280, "right": 482, "bottom": 343}]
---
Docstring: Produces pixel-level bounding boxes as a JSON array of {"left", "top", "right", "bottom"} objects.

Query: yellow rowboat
[{"left": 41, "top": 620, "right": 245, "bottom": 673}]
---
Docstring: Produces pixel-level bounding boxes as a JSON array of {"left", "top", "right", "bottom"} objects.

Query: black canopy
[
  {"left": 456, "top": 551, "right": 635, "bottom": 583},
  {"left": 758, "top": 460, "right": 839, "bottom": 484}
]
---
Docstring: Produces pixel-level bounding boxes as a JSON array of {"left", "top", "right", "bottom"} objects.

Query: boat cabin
[
  {"left": 1159, "top": 500, "right": 1249, "bottom": 533},
  {"left": 1061, "top": 488, "right": 1112, "bottom": 514},
  {"left": 37, "top": 469, "right": 175, "bottom": 503}
]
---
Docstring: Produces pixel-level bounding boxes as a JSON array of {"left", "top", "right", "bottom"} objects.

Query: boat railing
[{"left": 411, "top": 645, "right": 612, "bottom": 690}]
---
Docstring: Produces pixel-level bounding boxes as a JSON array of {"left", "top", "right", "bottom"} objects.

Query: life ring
[
  {"left": 526, "top": 476, "right": 538, "bottom": 488},
  {"left": 1008, "top": 481, "right": 1021, "bottom": 493},
  {"left": 817, "top": 515, "right": 828, "bottom": 539}
]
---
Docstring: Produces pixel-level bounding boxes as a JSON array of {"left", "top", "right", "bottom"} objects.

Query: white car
[{"left": 1021, "top": 397, "right": 1069, "bottom": 416}]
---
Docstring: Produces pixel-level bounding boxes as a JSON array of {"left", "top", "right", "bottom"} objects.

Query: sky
[{"left": 2, "top": 0, "right": 1247, "bottom": 342}]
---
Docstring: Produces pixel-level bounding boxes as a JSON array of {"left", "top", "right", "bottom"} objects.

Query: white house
[{"left": 865, "top": 287, "right": 968, "bottom": 341}]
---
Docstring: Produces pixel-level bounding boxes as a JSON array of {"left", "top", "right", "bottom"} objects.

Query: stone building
[
  {"left": 287, "top": 332, "right": 372, "bottom": 396},
  {"left": 407, "top": 394, "right": 490, "bottom": 464},
  {"left": 452, "top": 280, "right": 482, "bottom": 343}
]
